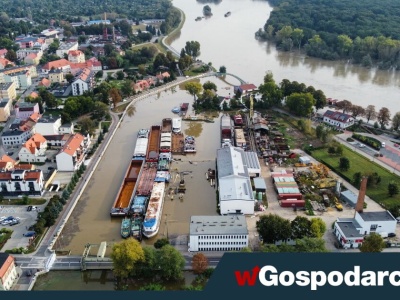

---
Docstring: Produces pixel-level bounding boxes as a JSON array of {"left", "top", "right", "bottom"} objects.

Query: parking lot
[{"left": 0, "top": 204, "right": 45, "bottom": 251}]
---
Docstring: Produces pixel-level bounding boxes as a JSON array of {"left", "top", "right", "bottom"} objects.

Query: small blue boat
[{"left": 171, "top": 107, "right": 180, "bottom": 113}]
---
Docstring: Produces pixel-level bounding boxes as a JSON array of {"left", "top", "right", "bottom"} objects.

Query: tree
[
  {"left": 360, "top": 233, "right": 385, "bottom": 253},
  {"left": 388, "top": 181, "right": 399, "bottom": 197},
  {"left": 335, "top": 144, "right": 344, "bottom": 156},
  {"left": 95, "top": 70, "right": 104, "bottom": 79},
  {"left": 316, "top": 125, "right": 324, "bottom": 139},
  {"left": 154, "top": 238, "right": 169, "bottom": 249},
  {"left": 291, "top": 28, "right": 304, "bottom": 50},
  {"left": 39, "top": 90, "right": 57, "bottom": 109},
  {"left": 78, "top": 116, "right": 96, "bottom": 135},
  {"left": 285, "top": 92, "right": 315, "bottom": 117},
  {"left": 256, "top": 214, "right": 291, "bottom": 244},
  {"left": 219, "top": 66, "right": 226, "bottom": 73},
  {"left": 203, "top": 81, "right": 217, "bottom": 91},
  {"left": 192, "top": 253, "right": 208, "bottom": 274},
  {"left": 365, "top": 105, "right": 377, "bottom": 123},
  {"left": 353, "top": 172, "right": 362, "bottom": 188},
  {"left": 339, "top": 157, "right": 350, "bottom": 171},
  {"left": 139, "top": 284, "right": 165, "bottom": 291},
  {"left": 391, "top": 112, "right": 400, "bottom": 131},
  {"left": 110, "top": 238, "right": 145, "bottom": 278},
  {"left": 310, "top": 218, "right": 327, "bottom": 238},
  {"left": 295, "top": 237, "right": 328, "bottom": 253},
  {"left": 5, "top": 49, "right": 16, "bottom": 62},
  {"left": 109, "top": 88, "right": 122, "bottom": 107},
  {"left": 350, "top": 105, "right": 365, "bottom": 118},
  {"left": 313, "top": 89, "right": 326, "bottom": 110},
  {"left": 184, "top": 41, "right": 201, "bottom": 58},
  {"left": 184, "top": 82, "right": 203, "bottom": 100},
  {"left": 377, "top": 107, "right": 391, "bottom": 128},
  {"left": 116, "top": 71, "right": 125, "bottom": 80},
  {"left": 92, "top": 102, "right": 109, "bottom": 120},
  {"left": 157, "top": 245, "right": 185, "bottom": 280},
  {"left": 291, "top": 216, "right": 311, "bottom": 239},
  {"left": 336, "top": 100, "right": 352, "bottom": 113}
]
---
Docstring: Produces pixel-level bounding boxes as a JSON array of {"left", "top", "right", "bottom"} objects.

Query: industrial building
[
  {"left": 216, "top": 146, "right": 256, "bottom": 215},
  {"left": 188, "top": 215, "right": 249, "bottom": 252}
]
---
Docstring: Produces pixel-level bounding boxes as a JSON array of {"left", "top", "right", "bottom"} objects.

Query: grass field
[{"left": 311, "top": 146, "right": 400, "bottom": 207}]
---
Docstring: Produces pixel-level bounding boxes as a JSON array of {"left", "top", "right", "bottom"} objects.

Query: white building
[
  {"left": 216, "top": 146, "right": 255, "bottom": 215},
  {"left": 71, "top": 68, "right": 95, "bottom": 96},
  {"left": 334, "top": 211, "right": 397, "bottom": 249},
  {"left": 0, "top": 253, "right": 18, "bottom": 291},
  {"left": 0, "top": 169, "right": 44, "bottom": 196},
  {"left": 188, "top": 215, "right": 249, "bottom": 252},
  {"left": 59, "top": 123, "right": 74, "bottom": 135},
  {"left": 18, "top": 133, "right": 47, "bottom": 163},
  {"left": 68, "top": 50, "right": 85, "bottom": 63},
  {"left": 35, "top": 116, "right": 62, "bottom": 135},
  {"left": 56, "top": 42, "right": 79, "bottom": 58},
  {"left": 1, "top": 130, "right": 32, "bottom": 146},
  {"left": 56, "top": 133, "right": 90, "bottom": 171},
  {"left": 323, "top": 110, "right": 355, "bottom": 129},
  {"left": 16, "top": 48, "right": 43, "bottom": 60}
]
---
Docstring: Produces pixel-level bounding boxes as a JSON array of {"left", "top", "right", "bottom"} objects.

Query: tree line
[{"left": 260, "top": 0, "right": 400, "bottom": 69}]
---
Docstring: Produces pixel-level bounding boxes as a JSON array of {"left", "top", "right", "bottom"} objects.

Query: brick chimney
[{"left": 355, "top": 177, "right": 368, "bottom": 215}]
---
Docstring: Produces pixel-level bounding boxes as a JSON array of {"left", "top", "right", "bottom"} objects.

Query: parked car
[
  {"left": 388, "top": 233, "right": 396, "bottom": 238},
  {"left": 394, "top": 143, "right": 399, "bottom": 148},
  {"left": 27, "top": 205, "right": 32, "bottom": 211},
  {"left": 358, "top": 143, "right": 365, "bottom": 148},
  {"left": 381, "top": 142, "right": 386, "bottom": 148}
]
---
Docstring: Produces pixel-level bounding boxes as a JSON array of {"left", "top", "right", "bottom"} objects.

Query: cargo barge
[
  {"left": 111, "top": 159, "right": 144, "bottom": 217},
  {"left": 146, "top": 125, "right": 161, "bottom": 162},
  {"left": 133, "top": 129, "right": 150, "bottom": 159},
  {"left": 135, "top": 162, "right": 157, "bottom": 196}
]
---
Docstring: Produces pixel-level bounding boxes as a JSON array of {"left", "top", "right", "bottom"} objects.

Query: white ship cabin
[{"left": 172, "top": 118, "right": 182, "bottom": 133}]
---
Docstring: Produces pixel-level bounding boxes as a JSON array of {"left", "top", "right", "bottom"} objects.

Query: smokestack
[{"left": 355, "top": 177, "right": 368, "bottom": 215}]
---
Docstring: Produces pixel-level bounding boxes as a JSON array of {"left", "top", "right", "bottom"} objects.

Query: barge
[
  {"left": 146, "top": 125, "right": 161, "bottom": 162},
  {"left": 142, "top": 181, "right": 166, "bottom": 238},
  {"left": 133, "top": 129, "right": 150, "bottom": 159}
]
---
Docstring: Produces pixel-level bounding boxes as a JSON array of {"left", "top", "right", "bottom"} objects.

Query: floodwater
[
  {"left": 60, "top": 78, "right": 228, "bottom": 255},
  {"left": 171, "top": 0, "right": 400, "bottom": 114}
]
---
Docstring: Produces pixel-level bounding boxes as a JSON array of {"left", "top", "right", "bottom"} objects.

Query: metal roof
[
  {"left": 357, "top": 211, "right": 396, "bottom": 222},
  {"left": 190, "top": 215, "right": 248, "bottom": 235},
  {"left": 336, "top": 221, "right": 364, "bottom": 239},
  {"left": 253, "top": 177, "right": 267, "bottom": 191}
]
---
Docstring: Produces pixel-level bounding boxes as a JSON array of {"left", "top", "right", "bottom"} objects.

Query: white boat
[
  {"left": 172, "top": 117, "right": 182, "bottom": 133},
  {"left": 133, "top": 129, "right": 150, "bottom": 158},
  {"left": 142, "top": 182, "right": 166, "bottom": 238}
]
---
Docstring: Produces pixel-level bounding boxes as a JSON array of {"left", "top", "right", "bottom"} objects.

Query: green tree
[
  {"left": 219, "top": 66, "right": 226, "bottom": 73},
  {"left": 339, "top": 157, "right": 350, "bottom": 171},
  {"left": 388, "top": 181, "right": 399, "bottom": 197},
  {"left": 65, "top": 73, "right": 74, "bottom": 84},
  {"left": 316, "top": 125, "right": 324, "bottom": 139},
  {"left": 192, "top": 253, "right": 208, "bottom": 274},
  {"left": 203, "top": 81, "right": 217, "bottom": 91},
  {"left": 335, "top": 144, "right": 344, "bottom": 156},
  {"left": 360, "top": 233, "right": 386, "bottom": 253},
  {"left": 377, "top": 107, "right": 391, "bottom": 128},
  {"left": 365, "top": 105, "right": 377, "bottom": 123},
  {"left": 139, "top": 284, "right": 165, "bottom": 291},
  {"left": 310, "top": 218, "right": 327, "bottom": 238},
  {"left": 92, "top": 102, "right": 109, "bottom": 120},
  {"left": 157, "top": 245, "right": 185, "bottom": 280},
  {"left": 95, "top": 70, "right": 104, "bottom": 79},
  {"left": 240, "top": 247, "right": 252, "bottom": 252},
  {"left": 22, "top": 195, "right": 30, "bottom": 205},
  {"left": 78, "top": 116, "right": 96, "bottom": 135},
  {"left": 39, "top": 90, "right": 57, "bottom": 109},
  {"left": 154, "top": 238, "right": 169, "bottom": 249},
  {"left": 291, "top": 28, "right": 304, "bottom": 50},
  {"left": 337, "top": 35, "right": 353, "bottom": 57},
  {"left": 295, "top": 237, "right": 328, "bottom": 253},
  {"left": 285, "top": 92, "right": 315, "bottom": 117},
  {"left": 291, "top": 216, "right": 311, "bottom": 239},
  {"left": 184, "top": 41, "right": 201, "bottom": 58},
  {"left": 392, "top": 112, "right": 400, "bottom": 131},
  {"left": 111, "top": 238, "right": 145, "bottom": 278},
  {"left": 116, "top": 71, "right": 125, "bottom": 80},
  {"left": 184, "top": 82, "right": 203, "bottom": 100},
  {"left": 256, "top": 214, "right": 292, "bottom": 244},
  {"left": 353, "top": 172, "right": 362, "bottom": 188}
]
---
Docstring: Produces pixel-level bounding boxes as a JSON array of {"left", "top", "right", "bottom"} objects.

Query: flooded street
[{"left": 61, "top": 78, "right": 228, "bottom": 254}]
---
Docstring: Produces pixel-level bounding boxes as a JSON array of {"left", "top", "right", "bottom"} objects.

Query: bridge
[{"left": 202, "top": 72, "right": 247, "bottom": 85}]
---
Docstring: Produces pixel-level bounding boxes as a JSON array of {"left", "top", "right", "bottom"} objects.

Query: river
[{"left": 170, "top": 0, "right": 400, "bottom": 114}]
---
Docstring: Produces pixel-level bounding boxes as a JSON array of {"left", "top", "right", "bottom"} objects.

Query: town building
[
  {"left": 0, "top": 49, "right": 7, "bottom": 58},
  {"left": 18, "top": 133, "right": 47, "bottom": 163},
  {"left": 216, "top": 146, "right": 255, "bottom": 215},
  {"left": 0, "top": 169, "right": 44, "bottom": 196},
  {"left": 24, "top": 52, "right": 41, "bottom": 65},
  {"left": 234, "top": 83, "right": 258, "bottom": 96},
  {"left": 188, "top": 215, "right": 249, "bottom": 252},
  {"left": 15, "top": 102, "right": 40, "bottom": 120},
  {"left": 0, "top": 155, "right": 16, "bottom": 171},
  {"left": 15, "top": 36, "right": 46, "bottom": 50},
  {"left": 0, "top": 58, "right": 14, "bottom": 69},
  {"left": 40, "top": 29, "right": 60, "bottom": 38},
  {"left": 68, "top": 50, "right": 85, "bottom": 63},
  {"left": 71, "top": 68, "right": 95, "bottom": 96},
  {"left": 35, "top": 116, "right": 62, "bottom": 135},
  {"left": 38, "top": 78, "right": 51, "bottom": 88},
  {"left": 16, "top": 49, "right": 43, "bottom": 60},
  {"left": 56, "top": 42, "right": 79, "bottom": 58},
  {"left": 334, "top": 177, "right": 397, "bottom": 249},
  {"left": 59, "top": 123, "right": 75, "bottom": 135},
  {"left": 55, "top": 133, "right": 90, "bottom": 171},
  {"left": 323, "top": 110, "right": 354, "bottom": 129},
  {"left": 41, "top": 59, "right": 71, "bottom": 74},
  {"left": 48, "top": 69, "right": 65, "bottom": 84},
  {"left": 43, "top": 134, "right": 71, "bottom": 148},
  {"left": 0, "top": 66, "right": 33, "bottom": 90},
  {"left": 0, "top": 82, "right": 16, "bottom": 101},
  {"left": 19, "top": 112, "right": 40, "bottom": 133},
  {"left": 0, "top": 253, "right": 18, "bottom": 291},
  {"left": 1, "top": 130, "right": 32, "bottom": 146}
]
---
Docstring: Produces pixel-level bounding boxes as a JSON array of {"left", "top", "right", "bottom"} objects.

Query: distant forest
[
  {"left": 0, "top": 0, "right": 172, "bottom": 23},
  {"left": 260, "top": 0, "right": 400, "bottom": 69}
]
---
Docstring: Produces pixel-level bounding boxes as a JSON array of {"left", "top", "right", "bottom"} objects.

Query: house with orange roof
[
  {"left": 0, "top": 48, "right": 7, "bottom": 58},
  {"left": 38, "top": 78, "right": 51, "bottom": 88},
  {"left": 133, "top": 79, "right": 150, "bottom": 93},
  {"left": 29, "top": 91, "right": 39, "bottom": 99},
  {"left": 0, "top": 169, "right": 44, "bottom": 196},
  {"left": 56, "top": 42, "right": 78, "bottom": 58},
  {"left": 56, "top": 133, "right": 91, "bottom": 171},
  {"left": 41, "top": 59, "right": 71, "bottom": 74},
  {"left": 0, "top": 253, "right": 18, "bottom": 290},
  {"left": 17, "top": 48, "right": 43, "bottom": 60},
  {"left": 0, "top": 155, "right": 16, "bottom": 171},
  {"left": 87, "top": 57, "right": 102, "bottom": 71},
  {"left": 0, "top": 58, "right": 15, "bottom": 70},
  {"left": 19, "top": 133, "right": 47, "bottom": 163},
  {"left": 68, "top": 50, "right": 85, "bottom": 63},
  {"left": 13, "top": 163, "right": 35, "bottom": 170},
  {"left": 71, "top": 68, "right": 95, "bottom": 96},
  {"left": 24, "top": 52, "right": 41, "bottom": 65}
]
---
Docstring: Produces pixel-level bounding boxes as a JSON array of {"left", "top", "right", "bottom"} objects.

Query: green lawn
[
  {"left": 311, "top": 146, "right": 400, "bottom": 207},
  {"left": 0, "top": 198, "right": 47, "bottom": 205}
]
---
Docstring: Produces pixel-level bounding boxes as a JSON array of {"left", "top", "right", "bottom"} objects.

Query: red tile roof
[
  {"left": 68, "top": 50, "right": 83, "bottom": 56},
  {"left": 42, "top": 59, "right": 70, "bottom": 70},
  {"left": 239, "top": 83, "right": 257, "bottom": 91},
  {"left": 59, "top": 133, "right": 84, "bottom": 156},
  {"left": 0, "top": 155, "right": 15, "bottom": 164},
  {"left": 29, "top": 91, "right": 39, "bottom": 98},
  {"left": 39, "top": 78, "right": 51, "bottom": 87}
]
